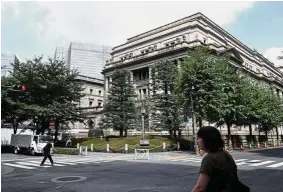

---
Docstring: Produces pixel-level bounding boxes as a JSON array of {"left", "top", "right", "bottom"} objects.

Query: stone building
[
  {"left": 102, "top": 12, "right": 283, "bottom": 142},
  {"left": 67, "top": 75, "right": 104, "bottom": 138}
]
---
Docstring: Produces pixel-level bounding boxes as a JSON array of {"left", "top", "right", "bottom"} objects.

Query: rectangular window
[
  {"left": 90, "top": 89, "right": 93, "bottom": 95},
  {"left": 143, "top": 72, "right": 147, "bottom": 79},
  {"left": 99, "top": 90, "right": 102, "bottom": 96},
  {"left": 89, "top": 101, "right": 93, "bottom": 107},
  {"left": 143, "top": 89, "right": 146, "bottom": 94}
]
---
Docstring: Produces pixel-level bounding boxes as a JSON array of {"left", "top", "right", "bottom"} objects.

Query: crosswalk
[
  {"left": 2, "top": 157, "right": 118, "bottom": 170},
  {"left": 167, "top": 156, "right": 283, "bottom": 169}
]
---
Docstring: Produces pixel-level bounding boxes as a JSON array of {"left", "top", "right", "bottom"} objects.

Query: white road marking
[
  {"left": 16, "top": 162, "right": 50, "bottom": 167},
  {"left": 3, "top": 163, "right": 35, "bottom": 169},
  {"left": 1, "top": 156, "right": 66, "bottom": 162},
  {"left": 170, "top": 157, "right": 202, "bottom": 162},
  {"left": 236, "top": 162, "right": 248, "bottom": 165},
  {"left": 234, "top": 159, "right": 248, "bottom": 162},
  {"left": 28, "top": 160, "right": 65, "bottom": 166},
  {"left": 250, "top": 161, "right": 275, "bottom": 166},
  {"left": 266, "top": 162, "right": 283, "bottom": 168},
  {"left": 247, "top": 160, "right": 261, "bottom": 163},
  {"left": 53, "top": 161, "right": 78, "bottom": 165},
  {"left": 182, "top": 158, "right": 202, "bottom": 163}
]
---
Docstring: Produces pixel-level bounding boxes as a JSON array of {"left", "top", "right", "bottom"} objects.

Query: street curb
[{"left": 234, "top": 146, "right": 283, "bottom": 152}]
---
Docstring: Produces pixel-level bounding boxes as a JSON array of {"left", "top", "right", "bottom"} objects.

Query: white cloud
[
  {"left": 263, "top": 47, "right": 283, "bottom": 67},
  {"left": 2, "top": 1, "right": 255, "bottom": 58}
]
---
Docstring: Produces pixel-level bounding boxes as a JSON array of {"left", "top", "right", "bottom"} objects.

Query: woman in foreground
[{"left": 191, "top": 126, "right": 249, "bottom": 192}]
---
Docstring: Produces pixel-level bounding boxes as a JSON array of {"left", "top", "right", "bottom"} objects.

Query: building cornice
[{"left": 110, "top": 12, "right": 281, "bottom": 76}]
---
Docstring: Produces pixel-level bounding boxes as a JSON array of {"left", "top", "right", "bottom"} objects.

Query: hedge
[{"left": 53, "top": 147, "right": 80, "bottom": 155}]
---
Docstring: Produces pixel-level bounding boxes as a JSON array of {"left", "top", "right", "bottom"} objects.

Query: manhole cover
[{"left": 51, "top": 176, "right": 87, "bottom": 183}]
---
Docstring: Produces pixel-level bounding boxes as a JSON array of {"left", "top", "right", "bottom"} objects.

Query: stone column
[
  {"left": 104, "top": 75, "right": 109, "bottom": 103},
  {"left": 131, "top": 71, "right": 138, "bottom": 95},
  {"left": 148, "top": 67, "right": 153, "bottom": 131}
]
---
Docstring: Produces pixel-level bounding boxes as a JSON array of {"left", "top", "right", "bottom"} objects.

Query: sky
[{"left": 1, "top": 1, "right": 283, "bottom": 67}]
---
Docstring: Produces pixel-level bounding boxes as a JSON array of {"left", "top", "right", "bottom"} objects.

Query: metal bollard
[
  {"left": 177, "top": 142, "right": 180, "bottom": 151},
  {"left": 79, "top": 146, "right": 82, "bottom": 155},
  {"left": 100, "top": 135, "right": 103, "bottom": 140},
  {"left": 77, "top": 143, "right": 80, "bottom": 149},
  {"left": 163, "top": 142, "right": 166, "bottom": 152},
  {"left": 125, "top": 144, "right": 128, "bottom": 153},
  {"left": 106, "top": 143, "right": 110, "bottom": 153},
  {"left": 91, "top": 144, "right": 93, "bottom": 151}
]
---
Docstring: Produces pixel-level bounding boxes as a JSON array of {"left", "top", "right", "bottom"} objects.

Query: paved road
[{"left": 1, "top": 148, "right": 283, "bottom": 192}]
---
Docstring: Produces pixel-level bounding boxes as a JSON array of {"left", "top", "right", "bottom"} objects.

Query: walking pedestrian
[
  {"left": 191, "top": 126, "right": 249, "bottom": 192},
  {"left": 40, "top": 142, "right": 54, "bottom": 166}
]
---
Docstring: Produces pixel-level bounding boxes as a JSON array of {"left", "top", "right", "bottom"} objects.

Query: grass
[{"left": 74, "top": 135, "right": 179, "bottom": 153}]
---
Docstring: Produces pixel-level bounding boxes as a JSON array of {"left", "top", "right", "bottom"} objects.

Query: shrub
[{"left": 53, "top": 147, "right": 79, "bottom": 155}]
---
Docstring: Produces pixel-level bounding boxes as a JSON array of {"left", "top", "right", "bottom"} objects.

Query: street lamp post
[
  {"left": 190, "top": 85, "right": 199, "bottom": 156},
  {"left": 141, "top": 107, "right": 146, "bottom": 140}
]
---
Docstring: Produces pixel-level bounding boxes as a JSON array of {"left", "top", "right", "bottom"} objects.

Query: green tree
[
  {"left": 1, "top": 76, "right": 29, "bottom": 134},
  {"left": 176, "top": 47, "right": 247, "bottom": 146},
  {"left": 8, "top": 56, "right": 86, "bottom": 139},
  {"left": 150, "top": 60, "right": 183, "bottom": 137},
  {"left": 102, "top": 69, "right": 137, "bottom": 137}
]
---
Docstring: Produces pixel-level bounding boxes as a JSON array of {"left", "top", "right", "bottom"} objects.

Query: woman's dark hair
[{"left": 197, "top": 126, "right": 224, "bottom": 152}]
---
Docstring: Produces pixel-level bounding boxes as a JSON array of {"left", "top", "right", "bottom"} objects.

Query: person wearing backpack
[
  {"left": 191, "top": 126, "right": 249, "bottom": 192},
  {"left": 40, "top": 142, "right": 54, "bottom": 166}
]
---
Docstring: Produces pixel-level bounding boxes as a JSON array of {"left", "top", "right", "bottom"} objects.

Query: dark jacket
[{"left": 43, "top": 143, "right": 52, "bottom": 156}]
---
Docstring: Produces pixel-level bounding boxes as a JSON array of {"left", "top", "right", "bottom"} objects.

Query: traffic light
[
  {"left": 13, "top": 85, "right": 27, "bottom": 92},
  {"left": 220, "top": 87, "right": 233, "bottom": 93}
]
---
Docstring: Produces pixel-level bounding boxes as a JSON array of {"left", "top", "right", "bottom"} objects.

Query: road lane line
[
  {"left": 3, "top": 163, "right": 35, "bottom": 169},
  {"left": 266, "top": 162, "right": 283, "bottom": 168},
  {"left": 250, "top": 161, "right": 275, "bottom": 166}
]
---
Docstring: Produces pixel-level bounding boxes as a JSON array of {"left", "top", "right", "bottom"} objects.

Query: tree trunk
[
  {"left": 198, "top": 116, "right": 203, "bottom": 129},
  {"left": 169, "top": 130, "right": 173, "bottom": 137},
  {"left": 173, "top": 129, "right": 177, "bottom": 138},
  {"left": 227, "top": 123, "right": 232, "bottom": 147},
  {"left": 119, "top": 129, "right": 123, "bottom": 137},
  {"left": 124, "top": 129, "right": 128, "bottom": 137},
  {"left": 12, "top": 118, "right": 18, "bottom": 134},
  {"left": 249, "top": 124, "right": 252, "bottom": 136},
  {"left": 276, "top": 127, "right": 279, "bottom": 143}
]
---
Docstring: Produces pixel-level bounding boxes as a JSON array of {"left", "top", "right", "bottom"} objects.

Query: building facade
[
  {"left": 67, "top": 75, "right": 104, "bottom": 138},
  {"left": 102, "top": 12, "right": 283, "bottom": 141},
  {"left": 1, "top": 52, "right": 20, "bottom": 77},
  {"left": 54, "top": 42, "right": 112, "bottom": 79}
]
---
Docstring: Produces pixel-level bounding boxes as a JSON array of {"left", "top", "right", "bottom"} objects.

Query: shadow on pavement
[
  {"left": 247, "top": 148, "right": 283, "bottom": 158},
  {"left": 238, "top": 168, "right": 283, "bottom": 192}
]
